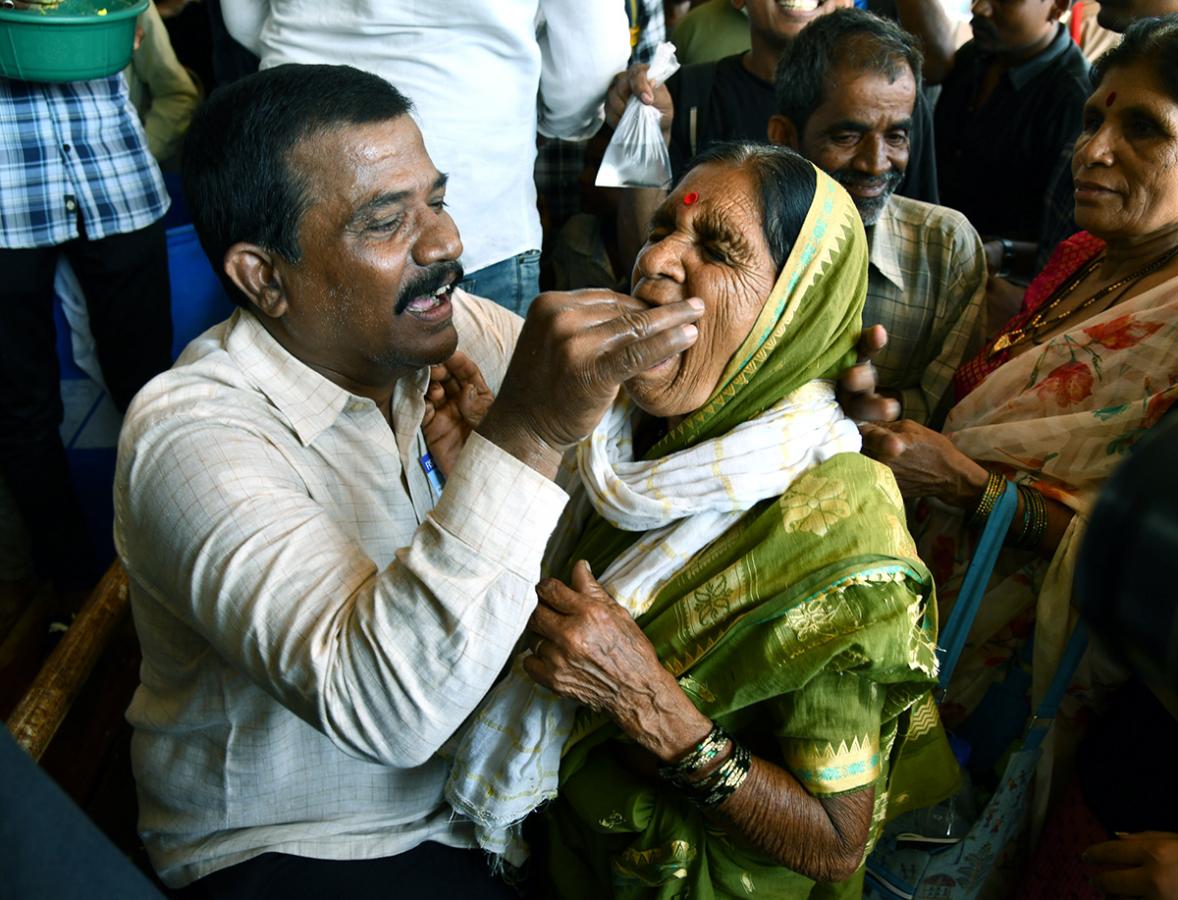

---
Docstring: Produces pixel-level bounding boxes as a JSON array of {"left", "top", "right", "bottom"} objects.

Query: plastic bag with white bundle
[{"left": 595, "top": 42, "right": 680, "bottom": 189}]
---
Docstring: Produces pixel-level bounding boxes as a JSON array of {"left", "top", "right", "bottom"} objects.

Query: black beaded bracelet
[
  {"left": 657, "top": 723, "right": 732, "bottom": 787},
  {"left": 689, "top": 742, "right": 752, "bottom": 809}
]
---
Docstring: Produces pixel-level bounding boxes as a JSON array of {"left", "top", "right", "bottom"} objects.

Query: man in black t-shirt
[{"left": 933, "top": 0, "right": 1090, "bottom": 278}]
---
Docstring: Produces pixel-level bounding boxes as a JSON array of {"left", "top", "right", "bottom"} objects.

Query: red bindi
[
  {"left": 1106, "top": 91, "right": 1117, "bottom": 107},
  {"left": 682, "top": 191, "right": 699, "bottom": 206}
]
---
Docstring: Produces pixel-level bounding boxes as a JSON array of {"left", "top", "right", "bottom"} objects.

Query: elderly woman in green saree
[{"left": 443, "top": 143, "right": 951, "bottom": 898}]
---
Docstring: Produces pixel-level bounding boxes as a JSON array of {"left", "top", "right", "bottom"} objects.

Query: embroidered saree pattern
[
  {"left": 539, "top": 171, "right": 945, "bottom": 899},
  {"left": 918, "top": 249, "right": 1178, "bottom": 728}
]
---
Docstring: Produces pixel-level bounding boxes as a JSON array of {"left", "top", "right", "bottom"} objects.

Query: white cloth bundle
[{"left": 444, "top": 380, "right": 860, "bottom": 862}]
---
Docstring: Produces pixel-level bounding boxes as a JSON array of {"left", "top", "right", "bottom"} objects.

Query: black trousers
[
  {"left": 0, "top": 220, "right": 172, "bottom": 587},
  {"left": 179, "top": 845, "right": 520, "bottom": 900}
]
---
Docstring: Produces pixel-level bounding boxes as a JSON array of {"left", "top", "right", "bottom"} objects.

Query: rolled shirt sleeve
[{"left": 536, "top": 0, "right": 631, "bottom": 140}]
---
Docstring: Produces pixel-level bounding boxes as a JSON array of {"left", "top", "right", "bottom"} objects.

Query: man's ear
[
  {"left": 767, "top": 114, "right": 801, "bottom": 150},
  {"left": 224, "top": 243, "right": 288, "bottom": 319}
]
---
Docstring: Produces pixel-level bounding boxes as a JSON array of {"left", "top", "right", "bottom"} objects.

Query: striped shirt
[
  {"left": 115, "top": 293, "right": 568, "bottom": 887},
  {"left": 866, "top": 195, "right": 988, "bottom": 427},
  {"left": 0, "top": 74, "right": 167, "bottom": 248}
]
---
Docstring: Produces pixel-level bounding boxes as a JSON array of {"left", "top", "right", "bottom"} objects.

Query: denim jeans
[{"left": 459, "top": 249, "right": 540, "bottom": 317}]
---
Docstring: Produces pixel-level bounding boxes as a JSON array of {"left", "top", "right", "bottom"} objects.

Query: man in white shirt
[
  {"left": 219, "top": 0, "right": 630, "bottom": 316},
  {"left": 116, "top": 64, "right": 702, "bottom": 897}
]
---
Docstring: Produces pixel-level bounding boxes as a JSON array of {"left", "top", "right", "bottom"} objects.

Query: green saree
[{"left": 543, "top": 170, "right": 952, "bottom": 899}]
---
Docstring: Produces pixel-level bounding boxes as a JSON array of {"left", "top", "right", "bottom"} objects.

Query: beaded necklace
[{"left": 988, "top": 241, "right": 1178, "bottom": 359}]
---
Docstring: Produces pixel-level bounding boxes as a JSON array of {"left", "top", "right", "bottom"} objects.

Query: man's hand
[
  {"left": 605, "top": 63, "right": 674, "bottom": 144},
  {"left": 477, "top": 290, "right": 703, "bottom": 478},
  {"left": 1086, "top": 832, "right": 1178, "bottom": 899},
  {"left": 837, "top": 325, "right": 901, "bottom": 424},
  {"left": 860, "top": 419, "right": 990, "bottom": 508},
  {"left": 421, "top": 352, "right": 494, "bottom": 478},
  {"left": 523, "top": 560, "right": 711, "bottom": 763}
]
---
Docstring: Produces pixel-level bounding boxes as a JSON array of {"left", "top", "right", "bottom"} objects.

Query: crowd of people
[{"left": 3, "top": 0, "right": 1178, "bottom": 898}]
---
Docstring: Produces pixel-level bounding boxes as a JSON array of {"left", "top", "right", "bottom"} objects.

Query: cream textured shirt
[
  {"left": 866, "top": 195, "right": 987, "bottom": 427},
  {"left": 114, "top": 292, "right": 568, "bottom": 887}
]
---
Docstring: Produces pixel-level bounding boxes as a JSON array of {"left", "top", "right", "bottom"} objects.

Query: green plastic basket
[{"left": 0, "top": 0, "right": 148, "bottom": 84}]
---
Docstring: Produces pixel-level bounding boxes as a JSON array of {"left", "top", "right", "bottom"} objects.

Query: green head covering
[
  {"left": 544, "top": 159, "right": 948, "bottom": 900},
  {"left": 652, "top": 162, "right": 868, "bottom": 457},
  {"left": 568, "top": 162, "right": 870, "bottom": 577}
]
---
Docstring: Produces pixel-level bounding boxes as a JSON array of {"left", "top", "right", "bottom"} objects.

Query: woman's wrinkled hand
[
  {"left": 524, "top": 560, "right": 711, "bottom": 762},
  {"left": 860, "top": 419, "right": 990, "bottom": 509},
  {"left": 421, "top": 352, "right": 493, "bottom": 477},
  {"left": 1085, "top": 832, "right": 1178, "bottom": 899}
]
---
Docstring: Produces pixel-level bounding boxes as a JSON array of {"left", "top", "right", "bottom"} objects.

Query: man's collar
[
  {"left": 866, "top": 198, "right": 904, "bottom": 292},
  {"left": 225, "top": 310, "right": 426, "bottom": 446},
  {"left": 1008, "top": 23, "right": 1071, "bottom": 91}
]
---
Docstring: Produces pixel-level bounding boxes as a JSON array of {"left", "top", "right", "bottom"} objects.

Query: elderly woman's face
[
  {"left": 625, "top": 163, "right": 779, "bottom": 420},
  {"left": 1073, "top": 62, "right": 1178, "bottom": 240}
]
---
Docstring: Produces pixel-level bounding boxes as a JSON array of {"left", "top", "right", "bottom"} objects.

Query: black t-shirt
[
  {"left": 934, "top": 25, "right": 1091, "bottom": 242},
  {"left": 667, "top": 54, "right": 939, "bottom": 205}
]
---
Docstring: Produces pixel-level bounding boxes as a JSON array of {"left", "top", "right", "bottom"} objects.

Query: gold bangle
[{"left": 968, "top": 472, "right": 1005, "bottom": 528}]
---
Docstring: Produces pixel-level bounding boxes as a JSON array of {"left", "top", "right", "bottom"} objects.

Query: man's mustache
[
  {"left": 394, "top": 261, "right": 465, "bottom": 314},
  {"left": 831, "top": 169, "right": 903, "bottom": 192}
]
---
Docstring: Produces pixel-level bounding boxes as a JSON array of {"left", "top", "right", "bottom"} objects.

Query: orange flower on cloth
[
  {"left": 1082, "top": 314, "right": 1164, "bottom": 350},
  {"left": 1142, "top": 389, "right": 1178, "bottom": 429},
  {"left": 1036, "top": 361, "right": 1094, "bottom": 407}
]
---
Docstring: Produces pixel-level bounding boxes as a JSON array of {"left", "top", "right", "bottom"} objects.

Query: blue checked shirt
[{"left": 0, "top": 74, "right": 168, "bottom": 249}]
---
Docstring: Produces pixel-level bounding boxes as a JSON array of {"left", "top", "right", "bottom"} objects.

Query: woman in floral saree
[
  {"left": 859, "top": 16, "right": 1178, "bottom": 820},
  {"left": 443, "top": 144, "right": 951, "bottom": 898}
]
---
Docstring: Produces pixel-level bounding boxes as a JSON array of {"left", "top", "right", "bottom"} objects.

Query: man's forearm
[
  {"left": 219, "top": 0, "right": 268, "bottom": 58},
  {"left": 618, "top": 186, "right": 667, "bottom": 277},
  {"left": 894, "top": 0, "right": 956, "bottom": 85}
]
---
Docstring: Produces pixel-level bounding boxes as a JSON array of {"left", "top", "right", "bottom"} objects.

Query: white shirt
[
  {"left": 220, "top": 0, "right": 631, "bottom": 274},
  {"left": 115, "top": 292, "right": 568, "bottom": 887}
]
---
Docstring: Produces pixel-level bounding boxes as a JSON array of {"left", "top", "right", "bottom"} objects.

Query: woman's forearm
[
  {"left": 1009, "top": 486, "right": 1073, "bottom": 559},
  {"left": 618, "top": 683, "right": 871, "bottom": 883},
  {"left": 707, "top": 756, "right": 872, "bottom": 882},
  {"left": 526, "top": 564, "right": 876, "bottom": 882}
]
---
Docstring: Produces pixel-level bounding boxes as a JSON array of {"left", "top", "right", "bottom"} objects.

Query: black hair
[
  {"left": 1092, "top": 14, "right": 1178, "bottom": 103},
  {"left": 181, "top": 64, "right": 415, "bottom": 308},
  {"left": 684, "top": 142, "right": 816, "bottom": 271},
  {"left": 774, "top": 8, "right": 923, "bottom": 135}
]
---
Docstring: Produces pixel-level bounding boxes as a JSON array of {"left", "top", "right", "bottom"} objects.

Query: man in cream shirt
[{"left": 116, "top": 64, "right": 702, "bottom": 897}]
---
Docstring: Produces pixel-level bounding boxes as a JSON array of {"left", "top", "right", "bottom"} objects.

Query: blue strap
[
  {"left": 937, "top": 480, "right": 1019, "bottom": 691},
  {"left": 1036, "top": 619, "right": 1090, "bottom": 721}
]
